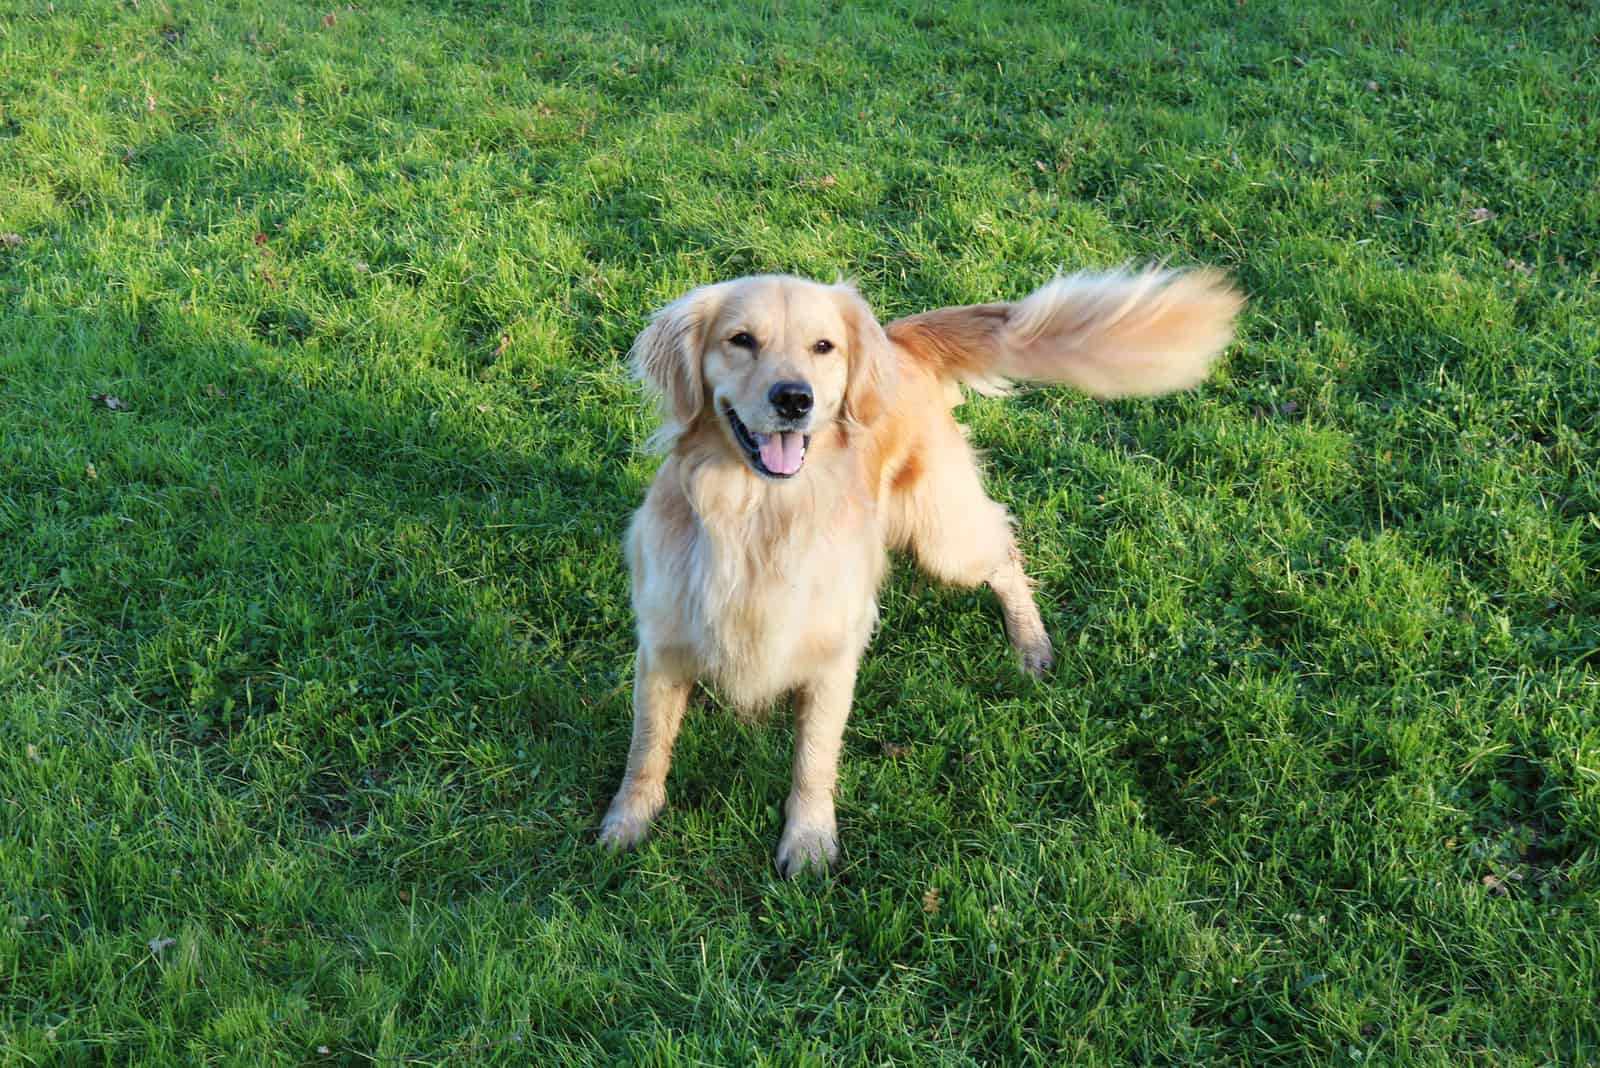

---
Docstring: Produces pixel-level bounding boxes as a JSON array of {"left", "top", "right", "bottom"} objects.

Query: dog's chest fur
[{"left": 627, "top": 458, "right": 884, "bottom": 711}]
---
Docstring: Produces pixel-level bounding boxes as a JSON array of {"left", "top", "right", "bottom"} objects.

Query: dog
[{"left": 599, "top": 268, "right": 1243, "bottom": 875}]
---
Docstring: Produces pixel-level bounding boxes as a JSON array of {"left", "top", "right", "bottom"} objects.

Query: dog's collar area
[{"left": 724, "top": 405, "right": 810, "bottom": 480}]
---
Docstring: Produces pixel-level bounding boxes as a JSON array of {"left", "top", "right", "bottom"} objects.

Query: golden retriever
[{"left": 599, "top": 268, "right": 1243, "bottom": 874}]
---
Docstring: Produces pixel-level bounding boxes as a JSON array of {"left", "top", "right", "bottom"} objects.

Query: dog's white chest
[{"left": 630, "top": 503, "right": 882, "bottom": 709}]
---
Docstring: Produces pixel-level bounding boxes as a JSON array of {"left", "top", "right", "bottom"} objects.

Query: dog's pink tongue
[{"left": 758, "top": 431, "right": 806, "bottom": 475}]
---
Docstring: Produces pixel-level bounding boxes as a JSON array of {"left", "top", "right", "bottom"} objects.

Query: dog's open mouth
[{"left": 725, "top": 406, "right": 810, "bottom": 478}]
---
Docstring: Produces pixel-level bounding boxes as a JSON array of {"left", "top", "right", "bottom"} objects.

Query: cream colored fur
[{"left": 599, "top": 269, "right": 1244, "bottom": 875}]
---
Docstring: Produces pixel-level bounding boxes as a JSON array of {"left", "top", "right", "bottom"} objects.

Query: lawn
[{"left": 2, "top": 0, "right": 1598, "bottom": 1063}]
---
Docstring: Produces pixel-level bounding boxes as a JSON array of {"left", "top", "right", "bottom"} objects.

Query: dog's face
[
  {"left": 700, "top": 277, "right": 851, "bottom": 479},
  {"left": 633, "top": 275, "right": 893, "bottom": 480}
]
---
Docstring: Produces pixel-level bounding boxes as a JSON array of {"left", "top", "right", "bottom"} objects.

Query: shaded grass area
[{"left": 2, "top": 0, "right": 1598, "bottom": 1063}]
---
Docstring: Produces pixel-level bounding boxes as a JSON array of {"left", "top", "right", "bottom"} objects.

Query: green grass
[{"left": 2, "top": 0, "right": 1598, "bottom": 1062}]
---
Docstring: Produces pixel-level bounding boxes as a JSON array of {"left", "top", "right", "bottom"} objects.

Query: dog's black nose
[{"left": 768, "top": 381, "right": 813, "bottom": 420}]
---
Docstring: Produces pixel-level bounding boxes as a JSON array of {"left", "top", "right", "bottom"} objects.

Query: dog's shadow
[{"left": 35, "top": 295, "right": 709, "bottom": 886}]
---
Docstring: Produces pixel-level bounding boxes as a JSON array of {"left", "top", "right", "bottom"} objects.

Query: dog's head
[{"left": 631, "top": 275, "right": 894, "bottom": 479}]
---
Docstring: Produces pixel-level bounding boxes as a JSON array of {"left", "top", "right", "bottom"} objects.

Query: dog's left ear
[{"left": 833, "top": 283, "right": 897, "bottom": 426}]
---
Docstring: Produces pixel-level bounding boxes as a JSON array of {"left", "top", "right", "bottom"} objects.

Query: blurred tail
[{"left": 885, "top": 267, "right": 1244, "bottom": 399}]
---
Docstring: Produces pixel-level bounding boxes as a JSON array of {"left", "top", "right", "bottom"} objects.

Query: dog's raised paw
[{"left": 776, "top": 821, "right": 839, "bottom": 878}]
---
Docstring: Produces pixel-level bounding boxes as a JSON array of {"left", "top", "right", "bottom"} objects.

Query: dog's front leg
[
  {"left": 599, "top": 650, "right": 690, "bottom": 850},
  {"left": 777, "top": 654, "right": 859, "bottom": 877}
]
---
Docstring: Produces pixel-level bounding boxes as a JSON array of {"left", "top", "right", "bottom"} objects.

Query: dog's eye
[
  {"left": 812, "top": 339, "right": 835, "bottom": 354},
  {"left": 729, "top": 332, "right": 757, "bottom": 350}
]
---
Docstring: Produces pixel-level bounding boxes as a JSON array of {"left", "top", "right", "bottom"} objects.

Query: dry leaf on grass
[{"left": 1481, "top": 872, "right": 1522, "bottom": 896}]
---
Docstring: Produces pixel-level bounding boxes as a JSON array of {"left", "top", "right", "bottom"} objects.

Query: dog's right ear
[{"left": 631, "top": 282, "right": 731, "bottom": 428}]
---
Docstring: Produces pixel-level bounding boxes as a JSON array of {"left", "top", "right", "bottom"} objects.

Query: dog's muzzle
[{"left": 726, "top": 406, "right": 810, "bottom": 479}]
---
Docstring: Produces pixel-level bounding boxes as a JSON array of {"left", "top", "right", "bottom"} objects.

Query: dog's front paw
[
  {"left": 598, "top": 788, "right": 664, "bottom": 851},
  {"left": 776, "top": 818, "right": 839, "bottom": 878},
  {"left": 1020, "top": 635, "right": 1055, "bottom": 677}
]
